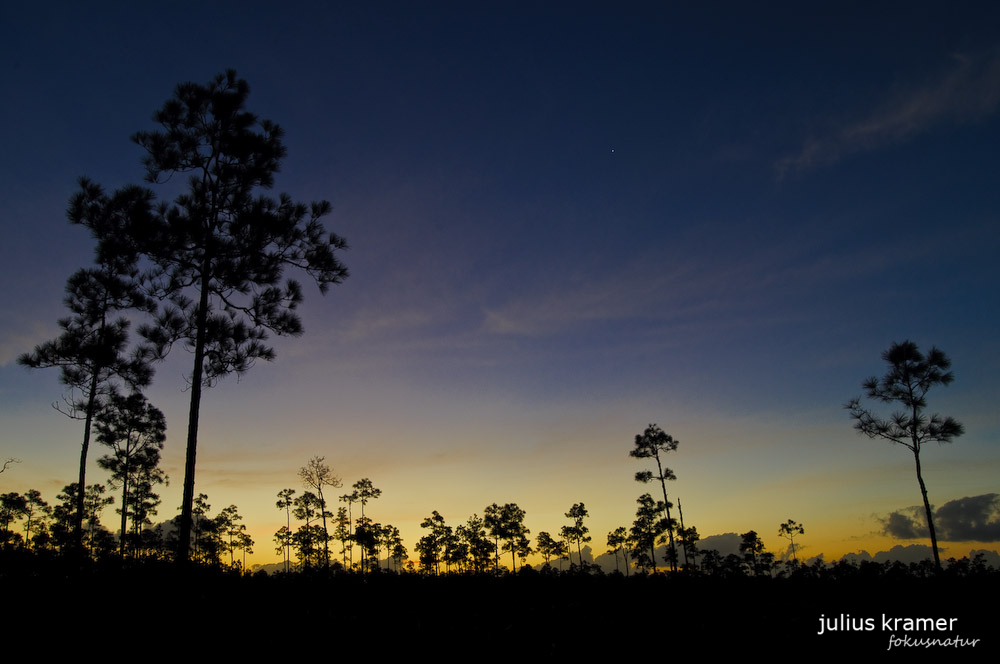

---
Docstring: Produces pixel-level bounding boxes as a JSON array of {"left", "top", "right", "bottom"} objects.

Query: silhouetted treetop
[{"left": 847, "top": 341, "right": 964, "bottom": 451}]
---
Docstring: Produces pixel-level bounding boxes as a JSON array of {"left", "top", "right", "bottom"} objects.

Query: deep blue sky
[{"left": 2, "top": 2, "right": 998, "bottom": 563}]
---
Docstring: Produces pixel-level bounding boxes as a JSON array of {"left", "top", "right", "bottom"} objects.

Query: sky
[{"left": 1, "top": 1, "right": 999, "bottom": 569}]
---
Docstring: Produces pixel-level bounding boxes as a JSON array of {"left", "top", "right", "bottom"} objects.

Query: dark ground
[{"left": 2, "top": 551, "right": 995, "bottom": 656}]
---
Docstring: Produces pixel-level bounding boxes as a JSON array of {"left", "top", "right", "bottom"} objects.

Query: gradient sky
[{"left": 2, "top": 2, "right": 999, "bottom": 568}]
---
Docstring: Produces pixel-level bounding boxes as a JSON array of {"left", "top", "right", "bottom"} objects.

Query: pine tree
[
  {"left": 94, "top": 389, "right": 167, "bottom": 556},
  {"left": 778, "top": 519, "right": 804, "bottom": 562},
  {"left": 77, "top": 71, "right": 349, "bottom": 560},
  {"left": 275, "top": 488, "right": 296, "bottom": 572},
  {"left": 630, "top": 424, "right": 680, "bottom": 571},
  {"left": 299, "top": 457, "right": 342, "bottom": 569},
  {"left": 846, "top": 341, "right": 964, "bottom": 571},
  {"left": 561, "top": 503, "right": 592, "bottom": 569},
  {"left": 19, "top": 183, "right": 155, "bottom": 546}
]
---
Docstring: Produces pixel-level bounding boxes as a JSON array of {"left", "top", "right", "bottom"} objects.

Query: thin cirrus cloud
[
  {"left": 777, "top": 49, "right": 1000, "bottom": 177},
  {"left": 478, "top": 233, "right": 894, "bottom": 342}
]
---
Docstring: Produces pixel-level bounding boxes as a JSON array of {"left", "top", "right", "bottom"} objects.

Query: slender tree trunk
[
  {"left": 119, "top": 467, "right": 130, "bottom": 557},
  {"left": 23, "top": 509, "right": 33, "bottom": 549},
  {"left": 178, "top": 268, "right": 211, "bottom": 563},
  {"left": 654, "top": 454, "right": 677, "bottom": 571},
  {"left": 677, "top": 498, "right": 690, "bottom": 568},
  {"left": 75, "top": 303, "right": 110, "bottom": 550},
  {"left": 909, "top": 399, "right": 942, "bottom": 573},
  {"left": 76, "top": 369, "right": 100, "bottom": 548},
  {"left": 913, "top": 448, "right": 941, "bottom": 571},
  {"left": 347, "top": 501, "right": 353, "bottom": 568},
  {"left": 285, "top": 505, "right": 291, "bottom": 572},
  {"left": 303, "top": 512, "right": 313, "bottom": 569},
  {"left": 319, "top": 488, "right": 329, "bottom": 570}
]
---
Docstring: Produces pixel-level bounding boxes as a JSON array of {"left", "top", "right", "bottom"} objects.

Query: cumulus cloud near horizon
[
  {"left": 879, "top": 493, "right": 1000, "bottom": 542},
  {"left": 841, "top": 546, "right": 1000, "bottom": 568}
]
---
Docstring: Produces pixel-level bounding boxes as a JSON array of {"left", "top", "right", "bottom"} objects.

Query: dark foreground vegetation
[{"left": 3, "top": 548, "right": 996, "bottom": 656}]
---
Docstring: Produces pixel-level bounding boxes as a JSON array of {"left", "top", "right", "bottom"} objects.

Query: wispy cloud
[
  {"left": 481, "top": 261, "right": 700, "bottom": 337},
  {"left": 478, "top": 233, "right": 894, "bottom": 341},
  {"left": 777, "top": 49, "right": 1000, "bottom": 176},
  {"left": 333, "top": 307, "right": 441, "bottom": 345}
]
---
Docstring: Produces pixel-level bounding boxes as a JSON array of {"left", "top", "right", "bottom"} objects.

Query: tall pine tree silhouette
[
  {"left": 80, "top": 70, "right": 348, "bottom": 560},
  {"left": 847, "top": 341, "right": 963, "bottom": 571},
  {"left": 19, "top": 181, "right": 155, "bottom": 546}
]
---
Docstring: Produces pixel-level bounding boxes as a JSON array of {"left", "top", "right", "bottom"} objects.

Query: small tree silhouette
[
  {"left": 606, "top": 526, "right": 630, "bottom": 575},
  {"left": 460, "top": 515, "right": 493, "bottom": 573},
  {"left": 417, "top": 511, "right": 449, "bottom": 574},
  {"left": 778, "top": 519, "right": 805, "bottom": 561},
  {"left": 499, "top": 503, "right": 530, "bottom": 572},
  {"left": 630, "top": 424, "right": 679, "bottom": 571},
  {"left": 739, "top": 530, "right": 764, "bottom": 576},
  {"left": 216, "top": 504, "right": 245, "bottom": 569},
  {"left": 846, "top": 340, "right": 964, "bottom": 571},
  {"left": 299, "top": 457, "right": 342, "bottom": 569},
  {"left": 630, "top": 493, "right": 667, "bottom": 572},
  {"left": 561, "top": 503, "right": 592, "bottom": 569},
  {"left": 94, "top": 390, "right": 167, "bottom": 557},
  {"left": 292, "top": 491, "right": 324, "bottom": 568},
  {"left": 352, "top": 478, "right": 381, "bottom": 572},
  {"left": 275, "top": 488, "right": 296, "bottom": 572}
]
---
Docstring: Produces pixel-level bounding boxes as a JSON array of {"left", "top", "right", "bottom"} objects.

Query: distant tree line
[
  {"left": 2, "top": 384, "right": 974, "bottom": 577},
  {"left": 1, "top": 485, "right": 252, "bottom": 570}
]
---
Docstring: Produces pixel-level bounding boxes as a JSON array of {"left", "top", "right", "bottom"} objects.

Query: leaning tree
[{"left": 846, "top": 340, "right": 963, "bottom": 571}]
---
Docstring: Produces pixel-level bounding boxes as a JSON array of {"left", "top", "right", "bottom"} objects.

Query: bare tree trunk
[
  {"left": 319, "top": 488, "right": 329, "bottom": 570},
  {"left": 654, "top": 455, "right": 677, "bottom": 572},
  {"left": 119, "top": 468, "right": 130, "bottom": 557},
  {"left": 76, "top": 368, "right": 100, "bottom": 547},
  {"left": 913, "top": 449, "right": 941, "bottom": 571},
  {"left": 178, "top": 270, "right": 211, "bottom": 563}
]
